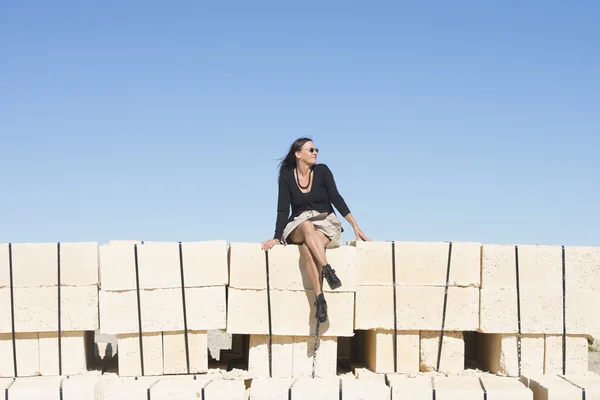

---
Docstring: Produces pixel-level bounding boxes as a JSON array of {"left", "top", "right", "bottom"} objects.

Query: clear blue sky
[{"left": 1, "top": 1, "right": 599, "bottom": 246}]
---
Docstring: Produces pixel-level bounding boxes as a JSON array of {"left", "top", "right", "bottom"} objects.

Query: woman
[{"left": 261, "top": 137, "right": 371, "bottom": 323}]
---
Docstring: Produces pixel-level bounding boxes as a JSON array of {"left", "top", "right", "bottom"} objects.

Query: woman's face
[{"left": 296, "top": 141, "right": 319, "bottom": 166}]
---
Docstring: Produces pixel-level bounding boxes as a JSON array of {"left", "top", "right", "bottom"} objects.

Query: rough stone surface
[{"left": 420, "top": 331, "right": 464, "bottom": 373}]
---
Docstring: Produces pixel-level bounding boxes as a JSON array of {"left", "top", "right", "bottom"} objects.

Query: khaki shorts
[{"left": 281, "top": 210, "right": 343, "bottom": 249}]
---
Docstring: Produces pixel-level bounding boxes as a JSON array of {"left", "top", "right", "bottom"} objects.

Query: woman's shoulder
[{"left": 314, "top": 163, "right": 332, "bottom": 174}]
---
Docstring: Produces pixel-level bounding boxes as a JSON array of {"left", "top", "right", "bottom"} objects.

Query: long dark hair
[{"left": 278, "top": 137, "right": 313, "bottom": 177}]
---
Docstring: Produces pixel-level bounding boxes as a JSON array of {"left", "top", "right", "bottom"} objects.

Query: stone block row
[
  {"left": 478, "top": 333, "right": 589, "bottom": 377},
  {"left": 248, "top": 335, "right": 337, "bottom": 378},
  {"left": 116, "top": 331, "right": 208, "bottom": 376},
  {"left": 0, "top": 331, "right": 89, "bottom": 377},
  {"left": 524, "top": 373, "right": 600, "bottom": 399}
]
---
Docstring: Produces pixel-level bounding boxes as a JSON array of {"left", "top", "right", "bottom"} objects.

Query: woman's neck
[{"left": 296, "top": 162, "right": 311, "bottom": 177}]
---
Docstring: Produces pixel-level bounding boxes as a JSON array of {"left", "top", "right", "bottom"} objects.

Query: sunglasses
[{"left": 303, "top": 147, "right": 319, "bottom": 153}]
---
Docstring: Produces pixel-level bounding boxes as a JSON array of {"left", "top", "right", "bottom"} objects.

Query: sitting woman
[{"left": 261, "top": 137, "right": 370, "bottom": 323}]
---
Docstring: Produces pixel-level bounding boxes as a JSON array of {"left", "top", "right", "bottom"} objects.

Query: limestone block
[
  {"left": 0, "top": 333, "right": 40, "bottom": 377},
  {"left": 292, "top": 335, "right": 337, "bottom": 378},
  {"left": 544, "top": 335, "right": 588, "bottom": 375},
  {"left": 477, "top": 334, "right": 544, "bottom": 377},
  {"left": 434, "top": 376, "right": 483, "bottom": 400},
  {"left": 341, "top": 378, "right": 390, "bottom": 400},
  {"left": 566, "top": 289, "right": 600, "bottom": 336},
  {"left": 62, "top": 375, "right": 100, "bottom": 400},
  {"left": 524, "top": 374, "right": 600, "bottom": 400},
  {"left": 565, "top": 245, "right": 600, "bottom": 292},
  {"left": 98, "top": 376, "right": 159, "bottom": 400},
  {"left": 420, "top": 331, "right": 464, "bottom": 373},
  {"left": 10, "top": 243, "right": 57, "bottom": 287},
  {"left": 350, "top": 241, "right": 480, "bottom": 287},
  {"left": 355, "top": 286, "right": 478, "bottom": 331},
  {"left": 117, "top": 333, "right": 163, "bottom": 376},
  {"left": 291, "top": 377, "right": 339, "bottom": 400},
  {"left": 387, "top": 375, "right": 432, "bottom": 400},
  {"left": 99, "top": 287, "right": 225, "bottom": 334},
  {"left": 0, "top": 244, "right": 10, "bottom": 288},
  {"left": 0, "top": 378, "right": 13, "bottom": 391},
  {"left": 0, "top": 288, "right": 11, "bottom": 331},
  {"left": 3, "top": 376, "right": 96, "bottom": 400},
  {"left": 353, "top": 367, "right": 386, "bottom": 384},
  {"left": 479, "top": 375, "right": 533, "bottom": 400},
  {"left": 98, "top": 244, "right": 137, "bottom": 291},
  {"left": 394, "top": 241, "right": 480, "bottom": 287},
  {"left": 481, "top": 244, "right": 562, "bottom": 290},
  {"left": 148, "top": 375, "right": 217, "bottom": 399},
  {"left": 350, "top": 241, "right": 394, "bottom": 285},
  {"left": 229, "top": 243, "right": 356, "bottom": 292},
  {"left": 204, "top": 379, "right": 246, "bottom": 400},
  {"left": 39, "top": 331, "right": 88, "bottom": 376},
  {"left": 137, "top": 242, "right": 182, "bottom": 289},
  {"left": 248, "top": 335, "right": 294, "bottom": 378},
  {"left": 162, "top": 330, "right": 208, "bottom": 374},
  {"left": 180, "top": 240, "right": 228, "bottom": 287},
  {"left": 227, "top": 288, "right": 353, "bottom": 337},
  {"left": 363, "top": 330, "right": 419, "bottom": 373},
  {"left": 479, "top": 288, "right": 562, "bottom": 334},
  {"left": 3, "top": 242, "right": 98, "bottom": 287},
  {"left": 226, "top": 288, "right": 268, "bottom": 335},
  {"left": 59, "top": 242, "right": 99, "bottom": 286},
  {"left": 7, "top": 286, "right": 98, "bottom": 333},
  {"left": 249, "top": 378, "right": 295, "bottom": 400}
]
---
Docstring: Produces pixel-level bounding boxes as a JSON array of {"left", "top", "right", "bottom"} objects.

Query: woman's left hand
[{"left": 354, "top": 227, "right": 371, "bottom": 242}]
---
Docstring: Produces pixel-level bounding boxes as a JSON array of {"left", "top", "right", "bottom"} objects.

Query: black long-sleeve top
[{"left": 273, "top": 163, "right": 351, "bottom": 240}]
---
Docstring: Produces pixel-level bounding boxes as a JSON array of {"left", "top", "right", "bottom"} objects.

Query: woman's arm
[{"left": 322, "top": 164, "right": 371, "bottom": 241}]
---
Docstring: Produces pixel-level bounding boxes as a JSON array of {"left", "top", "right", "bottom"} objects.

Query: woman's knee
[{"left": 298, "top": 220, "right": 315, "bottom": 235}]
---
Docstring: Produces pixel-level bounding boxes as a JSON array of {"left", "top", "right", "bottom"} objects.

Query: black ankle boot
[
  {"left": 322, "top": 264, "right": 342, "bottom": 290},
  {"left": 315, "top": 293, "right": 327, "bottom": 323}
]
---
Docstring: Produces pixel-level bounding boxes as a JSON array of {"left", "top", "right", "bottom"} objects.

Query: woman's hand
[
  {"left": 261, "top": 238, "right": 280, "bottom": 251},
  {"left": 354, "top": 227, "right": 371, "bottom": 242}
]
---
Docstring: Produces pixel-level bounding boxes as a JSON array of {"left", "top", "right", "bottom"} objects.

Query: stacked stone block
[
  {"left": 98, "top": 240, "right": 228, "bottom": 376},
  {"left": 227, "top": 243, "right": 357, "bottom": 378},
  {"left": 0, "top": 242, "right": 99, "bottom": 377},
  {"left": 351, "top": 240, "right": 481, "bottom": 374},
  {"left": 478, "top": 244, "right": 594, "bottom": 376}
]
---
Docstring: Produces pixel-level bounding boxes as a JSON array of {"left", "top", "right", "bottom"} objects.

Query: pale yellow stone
[
  {"left": 0, "top": 333, "right": 40, "bottom": 377},
  {"left": 565, "top": 245, "right": 600, "bottom": 292},
  {"left": 98, "top": 376, "right": 160, "bottom": 400},
  {"left": 204, "top": 378, "right": 246, "bottom": 399},
  {"left": 162, "top": 330, "right": 208, "bottom": 374},
  {"left": 353, "top": 367, "right": 386, "bottom": 384},
  {"left": 363, "top": 330, "right": 419, "bottom": 373},
  {"left": 99, "top": 243, "right": 137, "bottom": 291},
  {"left": 478, "top": 334, "right": 544, "bottom": 377},
  {"left": 117, "top": 333, "right": 163, "bottom": 376},
  {"left": 99, "top": 287, "right": 225, "bottom": 334},
  {"left": 419, "top": 331, "right": 464, "bottom": 373},
  {"left": 350, "top": 241, "right": 394, "bottom": 285},
  {"left": 523, "top": 374, "right": 600, "bottom": 400},
  {"left": 227, "top": 288, "right": 353, "bottom": 337},
  {"left": 136, "top": 242, "right": 182, "bottom": 289},
  {"left": 566, "top": 289, "right": 600, "bottom": 337},
  {"left": 341, "top": 378, "right": 391, "bottom": 400},
  {"left": 481, "top": 244, "right": 563, "bottom": 291},
  {"left": 355, "top": 286, "right": 478, "bottom": 331},
  {"left": 0, "top": 244, "right": 8, "bottom": 288},
  {"left": 10, "top": 243, "right": 57, "bottom": 287},
  {"left": 544, "top": 335, "right": 588, "bottom": 375},
  {"left": 387, "top": 375, "right": 432, "bottom": 400},
  {"left": 248, "top": 335, "right": 294, "bottom": 378},
  {"left": 62, "top": 375, "right": 100, "bottom": 400},
  {"left": 148, "top": 375, "right": 216, "bottom": 399},
  {"left": 180, "top": 240, "right": 228, "bottom": 287},
  {"left": 292, "top": 335, "right": 337, "bottom": 378},
  {"left": 39, "top": 331, "right": 88, "bottom": 376},
  {"left": 479, "top": 375, "right": 533, "bottom": 400},
  {"left": 249, "top": 378, "right": 295, "bottom": 400},
  {"left": 479, "top": 288, "right": 562, "bottom": 334},
  {"left": 434, "top": 376, "right": 483, "bottom": 400},
  {"left": 291, "top": 377, "right": 339, "bottom": 399},
  {"left": 229, "top": 242, "right": 356, "bottom": 292},
  {"left": 59, "top": 242, "right": 99, "bottom": 286}
]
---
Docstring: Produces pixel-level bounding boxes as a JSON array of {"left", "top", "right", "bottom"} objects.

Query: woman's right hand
[{"left": 261, "top": 239, "right": 280, "bottom": 251}]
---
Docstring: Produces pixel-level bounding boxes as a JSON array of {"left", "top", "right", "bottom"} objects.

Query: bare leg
[
  {"left": 299, "top": 243, "right": 323, "bottom": 295},
  {"left": 289, "top": 221, "right": 328, "bottom": 267}
]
